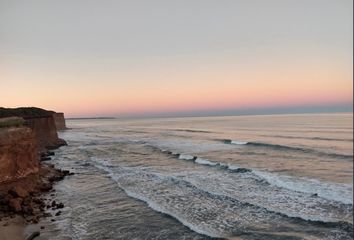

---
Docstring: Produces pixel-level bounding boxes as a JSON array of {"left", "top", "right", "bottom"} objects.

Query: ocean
[{"left": 26, "top": 113, "right": 353, "bottom": 240}]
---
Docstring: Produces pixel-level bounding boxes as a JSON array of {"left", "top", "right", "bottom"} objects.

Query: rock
[
  {"left": 56, "top": 203, "right": 64, "bottom": 209},
  {"left": 39, "top": 183, "right": 52, "bottom": 192},
  {"left": 9, "top": 198, "right": 22, "bottom": 212},
  {"left": 40, "top": 226, "right": 45, "bottom": 229},
  {"left": 22, "top": 204, "right": 34, "bottom": 215},
  {"left": 41, "top": 157, "right": 51, "bottom": 161},
  {"left": 0, "top": 194, "right": 10, "bottom": 205},
  {"left": 32, "top": 218, "right": 39, "bottom": 224},
  {"left": 55, "top": 211, "right": 62, "bottom": 216},
  {"left": 53, "top": 112, "right": 67, "bottom": 130},
  {"left": 25, "top": 231, "right": 40, "bottom": 240},
  {"left": 51, "top": 200, "right": 56, "bottom": 207},
  {"left": 47, "top": 151, "right": 55, "bottom": 156},
  {"left": 62, "top": 170, "right": 70, "bottom": 175},
  {"left": 8, "top": 186, "right": 29, "bottom": 198},
  {"left": 42, "top": 212, "right": 52, "bottom": 217}
]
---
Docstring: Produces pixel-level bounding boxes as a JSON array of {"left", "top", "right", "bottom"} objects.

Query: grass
[
  {"left": 0, "top": 117, "right": 25, "bottom": 128},
  {"left": 0, "top": 107, "right": 54, "bottom": 118}
]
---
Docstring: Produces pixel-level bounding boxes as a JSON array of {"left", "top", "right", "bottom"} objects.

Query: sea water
[{"left": 28, "top": 113, "right": 353, "bottom": 240}]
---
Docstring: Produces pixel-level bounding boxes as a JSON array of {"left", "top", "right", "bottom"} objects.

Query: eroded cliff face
[
  {"left": 0, "top": 127, "right": 39, "bottom": 183},
  {"left": 53, "top": 112, "right": 67, "bottom": 130},
  {"left": 0, "top": 108, "right": 67, "bottom": 186},
  {"left": 25, "top": 116, "right": 67, "bottom": 151}
]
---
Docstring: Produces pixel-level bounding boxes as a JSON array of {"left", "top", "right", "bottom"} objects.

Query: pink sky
[{"left": 0, "top": 1, "right": 352, "bottom": 117}]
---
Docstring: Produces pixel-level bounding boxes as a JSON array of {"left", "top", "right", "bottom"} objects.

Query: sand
[{"left": 0, "top": 216, "right": 25, "bottom": 240}]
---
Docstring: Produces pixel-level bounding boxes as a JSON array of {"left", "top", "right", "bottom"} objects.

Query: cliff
[
  {"left": 53, "top": 112, "right": 67, "bottom": 130},
  {"left": 25, "top": 116, "right": 66, "bottom": 151},
  {"left": 0, "top": 108, "right": 71, "bottom": 227},
  {"left": 0, "top": 126, "right": 38, "bottom": 183},
  {"left": 0, "top": 107, "right": 67, "bottom": 151}
]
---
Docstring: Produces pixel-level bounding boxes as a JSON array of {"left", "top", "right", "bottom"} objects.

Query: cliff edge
[
  {"left": 0, "top": 107, "right": 67, "bottom": 151},
  {"left": 53, "top": 112, "right": 67, "bottom": 130}
]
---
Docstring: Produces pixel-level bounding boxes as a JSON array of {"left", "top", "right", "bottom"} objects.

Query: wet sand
[{"left": 0, "top": 216, "right": 25, "bottom": 240}]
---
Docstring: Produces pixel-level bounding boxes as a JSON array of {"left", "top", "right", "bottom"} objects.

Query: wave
[
  {"left": 253, "top": 170, "right": 353, "bottom": 205},
  {"left": 123, "top": 190, "right": 221, "bottom": 238},
  {"left": 90, "top": 159, "right": 353, "bottom": 236},
  {"left": 221, "top": 139, "right": 353, "bottom": 160},
  {"left": 178, "top": 154, "right": 196, "bottom": 160},
  {"left": 262, "top": 135, "right": 353, "bottom": 142},
  {"left": 166, "top": 151, "right": 254, "bottom": 174},
  {"left": 173, "top": 129, "right": 212, "bottom": 134},
  {"left": 129, "top": 179, "right": 353, "bottom": 237},
  {"left": 159, "top": 149, "right": 352, "bottom": 205},
  {"left": 89, "top": 159, "right": 222, "bottom": 238}
]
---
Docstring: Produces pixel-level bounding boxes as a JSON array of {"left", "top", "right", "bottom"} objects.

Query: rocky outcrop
[
  {"left": 52, "top": 113, "right": 67, "bottom": 130},
  {"left": 0, "top": 107, "right": 71, "bottom": 227},
  {"left": 0, "top": 126, "right": 38, "bottom": 183},
  {"left": 25, "top": 116, "right": 66, "bottom": 151},
  {"left": 0, "top": 164, "right": 73, "bottom": 222}
]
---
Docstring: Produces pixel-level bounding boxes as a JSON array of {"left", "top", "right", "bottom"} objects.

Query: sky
[{"left": 0, "top": 0, "right": 352, "bottom": 118}]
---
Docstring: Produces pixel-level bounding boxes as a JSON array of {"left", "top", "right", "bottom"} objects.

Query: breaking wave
[{"left": 221, "top": 139, "right": 353, "bottom": 160}]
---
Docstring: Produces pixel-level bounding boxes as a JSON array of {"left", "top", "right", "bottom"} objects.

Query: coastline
[
  {"left": 0, "top": 107, "right": 70, "bottom": 240},
  {"left": 0, "top": 164, "right": 72, "bottom": 240}
]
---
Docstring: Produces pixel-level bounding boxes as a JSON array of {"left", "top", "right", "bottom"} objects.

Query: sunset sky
[{"left": 1, "top": 0, "right": 352, "bottom": 117}]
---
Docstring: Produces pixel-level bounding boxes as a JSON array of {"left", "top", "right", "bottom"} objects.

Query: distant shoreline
[{"left": 66, "top": 117, "right": 116, "bottom": 120}]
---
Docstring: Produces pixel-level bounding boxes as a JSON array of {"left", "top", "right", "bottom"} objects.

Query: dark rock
[
  {"left": 39, "top": 183, "right": 52, "bottom": 192},
  {"left": 9, "top": 198, "right": 22, "bottom": 212},
  {"left": 43, "top": 212, "right": 52, "bottom": 217},
  {"left": 25, "top": 231, "right": 40, "bottom": 240},
  {"left": 56, "top": 203, "right": 64, "bottom": 209},
  {"left": 55, "top": 211, "right": 62, "bottom": 216},
  {"left": 62, "top": 170, "right": 70, "bottom": 175},
  {"left": 41, "top": 157, "right": 51, "bottom": 161},
  {"left": 8, "top": 186, "right": 29, "bottom": 198},
  {"left": 51, "top": 201, "right": 56, "bottom": 207},
  {"left": 32, "top": 218, "right": 39, "bottom": 224},
  {"left": 22, "top": 205, "right": 34, "bottom": 215}
]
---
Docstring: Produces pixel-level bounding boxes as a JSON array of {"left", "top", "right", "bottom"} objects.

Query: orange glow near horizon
[
  {"left": 1, "top": 0, "right": 352, "bottom": 118},
  {"left": 1, "top": 53, "right": 352, "bottom": 117}
]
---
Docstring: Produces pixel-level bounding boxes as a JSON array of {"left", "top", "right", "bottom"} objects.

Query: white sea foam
[
  {"left": 178, "top": 154, "right": 195, "bottom": 160},
  {"left": 230, "top": 140, "right": 248, "bottom": 145},
  {"left": 253, "top": 170, "right": 353, "bottom": 204},
  {"left": 227, "top": 164, "right": 242, "bottom": 170},
  {"left": 195, "top": 158, "right": 218, "bottom": 166},
  {"left": 123, "top": 190, "right": 220, "bottom": 238}
]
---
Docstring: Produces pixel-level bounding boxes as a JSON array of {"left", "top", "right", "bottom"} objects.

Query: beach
[{"left": 0, "top": 216, "right": 25, "bottom": 240}]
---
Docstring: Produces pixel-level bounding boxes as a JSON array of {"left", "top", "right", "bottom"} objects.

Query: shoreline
[
  {"left": 0, "top": 163, "right": 72, "bottom": 240},
  {"left": 0, "top": 107, "right": 70, "bottom": 239},
  {"left": 0, "top": 215, "right": 25, "bottom": 240}
]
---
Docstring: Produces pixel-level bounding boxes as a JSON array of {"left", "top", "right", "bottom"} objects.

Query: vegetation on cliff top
[
  {"left": 0, "top": 117, "right": 25, "bottom": 128},
  {"left": 0, "top": 107, "right": 54, "bottom": 119}
]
